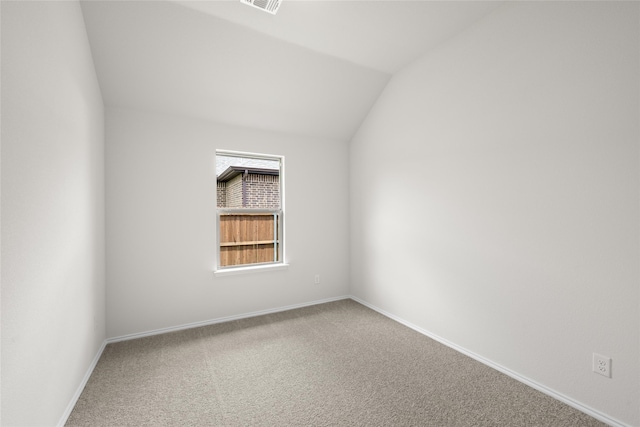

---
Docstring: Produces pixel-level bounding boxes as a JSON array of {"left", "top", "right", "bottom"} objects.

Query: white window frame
[{"left": 214, "top": 150, "right": 286, "bottom": 274}]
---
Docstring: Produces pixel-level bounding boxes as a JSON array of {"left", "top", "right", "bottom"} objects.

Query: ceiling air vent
[{"left": 240, "top": 0, "right": 281, "bottom": 15}]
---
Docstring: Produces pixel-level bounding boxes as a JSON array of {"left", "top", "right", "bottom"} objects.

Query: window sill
[{"left": 214, "top": 263, "right": 289, "bottom": 277}]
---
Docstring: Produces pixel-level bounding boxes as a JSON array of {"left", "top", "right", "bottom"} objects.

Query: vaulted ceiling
[{"left": 80, "top": 0, "right": 501, "bottom": 141}]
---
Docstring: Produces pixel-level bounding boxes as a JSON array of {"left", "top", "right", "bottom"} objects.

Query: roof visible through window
[{"left": 216, "top": 156, "right": 279, "bottom": 177}]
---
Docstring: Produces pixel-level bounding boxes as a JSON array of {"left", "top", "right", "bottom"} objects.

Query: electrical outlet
[
  {"left": 593, "top": 353, "right": 611, "bottom": 378},
  {"left": 314, "top": 274, "right": 320, "bottom": 284}
]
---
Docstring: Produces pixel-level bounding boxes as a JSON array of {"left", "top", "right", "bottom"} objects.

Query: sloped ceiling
[{"left": 80, "top": 0, "right": 501, "bottom": 141}]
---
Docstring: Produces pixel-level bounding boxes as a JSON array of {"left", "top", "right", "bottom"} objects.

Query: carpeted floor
[{"left": 66, "top": 299, "right": 605, "bottom": 426}]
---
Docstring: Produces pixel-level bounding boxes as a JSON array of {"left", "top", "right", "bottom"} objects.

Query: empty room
[{"left": 1, "top": 0, "right": 638, "bottom": 426}]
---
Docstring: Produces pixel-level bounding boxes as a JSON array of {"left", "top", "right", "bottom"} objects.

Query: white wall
[
  {"left": 105, "top": 107, "right": 349, "bottom": 338},
  {"left": 350, "top": 2, "right": 639, "bottom": 425},
  {"left": 1, "top": 2, "right": 106, "bottom": 425}
]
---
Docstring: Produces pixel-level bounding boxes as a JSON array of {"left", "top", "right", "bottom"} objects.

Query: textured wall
[
  {"left": 218, "top": 174, "right": 280, "bottom": 209},
  {"left": 216, "top": 182, "right": 226, "bottom": 207},
  {"left": 225, "top": 175, "right": 244, "bottom": 208},
  {"left": 244, "top": 174, "right": 280, "bottom": 209}
]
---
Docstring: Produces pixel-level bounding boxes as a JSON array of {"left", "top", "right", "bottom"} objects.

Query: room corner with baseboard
[{"left": 2, "top": 1, "right": 638, "bottom": 426}]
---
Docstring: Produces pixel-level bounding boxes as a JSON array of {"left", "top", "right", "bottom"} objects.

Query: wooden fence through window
[{"left": 219, "top": 213, "right": 279, "bottom": 267}]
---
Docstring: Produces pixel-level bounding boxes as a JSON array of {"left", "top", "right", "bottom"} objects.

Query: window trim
[
  {"left": 214, "top": 150, "right": 285, "bottom": 273},
  {"left": 213, "top": 262, "right": 289, "bottom": 277}
]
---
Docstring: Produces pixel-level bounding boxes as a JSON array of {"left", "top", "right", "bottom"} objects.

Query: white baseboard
[
  {"left": 349, "top": 295, "right": 630, "bottom": 427},
  {"left": 59, "top": 295, "right": 350, "bottom": 426},
  {"left": 61, "top": 295, "right": 626, "bottom": 427},
  {"left": 106, "top": 295, "right": 351, "bottom": 343},
  {"left": 57, "top": 339, "right": 107, "bottom": 427}
]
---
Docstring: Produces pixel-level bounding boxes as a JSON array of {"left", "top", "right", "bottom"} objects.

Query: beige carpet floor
[{"left": 66, "top": 299, "right": 605, "bottom": 426}]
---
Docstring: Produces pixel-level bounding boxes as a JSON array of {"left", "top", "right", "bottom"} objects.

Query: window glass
[{"left": 216, "top": 151, "right": 283, "bottom": 269}]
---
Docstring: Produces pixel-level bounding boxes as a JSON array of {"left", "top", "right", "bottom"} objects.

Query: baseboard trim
[
  {"left": 349, "top": 296, "right": 629, "bottom": 427},
  {"left": 60, "top": 296, "right": 350, "bottom": 425},
  {"left": 107, "top": 295, "right": 351, "bottom": 344},
  {"left": 57, "top": 339, "right": 107, "bottom": 427},
  {"left": 61, "top": 295, "right": 626, "bottom": 427}
]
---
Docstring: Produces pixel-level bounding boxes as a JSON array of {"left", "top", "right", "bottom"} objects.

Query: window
[{"left": 216, "top": 150, "right": 284, "bottom": 270}]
